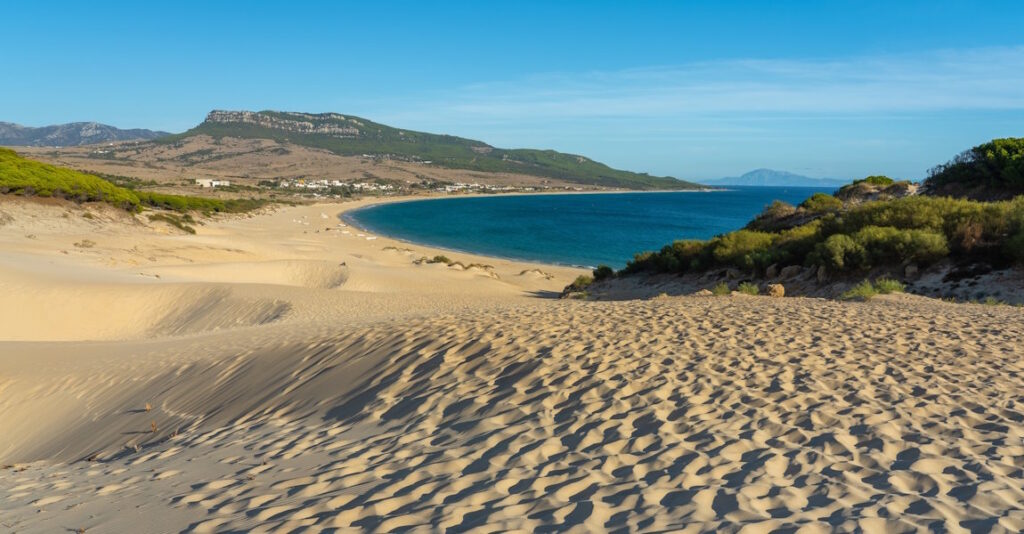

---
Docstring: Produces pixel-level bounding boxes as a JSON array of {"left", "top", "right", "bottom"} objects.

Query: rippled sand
[{"left": 1, "top": 197, "right": 1023, "bottom": 533}]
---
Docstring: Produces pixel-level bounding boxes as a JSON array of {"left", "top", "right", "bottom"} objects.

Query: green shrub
[
  {"left": 928, "top": 138, "right": 1024, "bottom": 194},
  {"left": 427, "top": 255, "right": 452, "bottom": 264},
  {"left": 592, "top": 264, "right": 614, "bottom": 281},
  {"left": 711, "top": 282, "right": 730, "bottom": 296},
  {"left": 841, "top": 280, "right": 878, "bottom": 300},
  {"left": 855, "top": 175, "right": 896, "bottom": 186},
  {"left": 148, "top": 213, "right": 197, "bottom": 234},
  {"left": 709, "top": 230, "right": 775, "bottom": 270},
  {"left": 771, "top": 221, "right": 823, "bottom": 265},
  {"left": 736, "top": 282, "right": 759, "bottom": 295},
  {"left": 747, "top": 200, "right": 798, "bottom": 231},
  {"left": 606, "top": 142, "right": 1024, "bottom": 281},
  {"left": 800, "top": 193, "right": 842, "bottom": 212},
  {"left": 630, "top": 194, "right": 1024, "bottom": 278},
  {"left": 1005, "top": 231, "right": 1024, "bottom": 263},
  {"left": 872, "top": 277, "right": 905, "bottom": 294},
  {"left": 567, "top": 275, "right": 593, "bottom": 292},
  {"left": 0, "top": 148, "right": 268, "bottom": 216},
  {"left": 0, "top": 147, "right": 141, "bottom": 210},
  {"left": 851, "top": 226, "right": 948, "bottom": 266},
  {"left": 814, "top": 234, "right": 865, "bottom": 270},
  {"left": 841, "top": 278, "right": 904, "bottom": 300},
  {"left": 135, "top": 192, "right": 265, "bottom": 214}
]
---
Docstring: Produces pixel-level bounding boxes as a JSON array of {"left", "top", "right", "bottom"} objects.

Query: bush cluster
[
  {"left": 624, "top": 195, "right": 1024, "bottom": 276},
  {"left": 147, "top": 213, "right": 197, "bottom": 234},
  {"left": 0, "top": 148, "right": 142, "bottom": 210},
  {"left": 592, "top": 264, "right": 615, "bottom": 281},
  {"left": 0, "top": 148, "right": 268, "bottom": 215},
  {"left": 928, "top": 138, "right": 1024, "bottom": 195},
  {"left": 841, "top": 277, "right": 905, "bottom": 300},
  {"left": 799, "top": 193, "right": 843, "bottom": 213},
  {"left": 854, "top": 175, "right": 895, "bottom": 187},
  {"left": 566, "top": 275, "right": 593, "bottom": 293}
]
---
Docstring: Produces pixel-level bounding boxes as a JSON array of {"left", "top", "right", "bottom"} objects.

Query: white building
[{"left": 195, "top": 179, "right": 231, "bottom": 188}]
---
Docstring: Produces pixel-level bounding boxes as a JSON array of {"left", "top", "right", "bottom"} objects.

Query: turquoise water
[{"left": 346, "top": 187, "right": 831, "bottom": 268}]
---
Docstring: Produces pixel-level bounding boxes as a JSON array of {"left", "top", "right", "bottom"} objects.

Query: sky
[{"left": 3, "top": 1, "right": 1024, "bottom": 181}]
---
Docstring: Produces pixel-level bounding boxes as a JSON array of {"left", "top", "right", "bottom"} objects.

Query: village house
[{"left": 195, "top": 178, "right": 231, "bottom": 188}]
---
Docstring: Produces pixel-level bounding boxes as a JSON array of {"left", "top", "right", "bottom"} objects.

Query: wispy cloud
[
  {"left": 379, "top": 47, "right": 1024, "bottom": 122},
  {"left": 360, "top": 47, "right": 1024, "bottom": 180}
]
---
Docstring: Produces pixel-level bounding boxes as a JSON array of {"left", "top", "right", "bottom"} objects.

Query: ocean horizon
[{"left": 346, "top": 186, "right": 832, "bottom": 269}]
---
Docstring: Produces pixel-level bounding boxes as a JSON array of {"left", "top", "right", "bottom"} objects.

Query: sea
[{"left": 345, "top": 187, "right": 832, "bottom": 269}]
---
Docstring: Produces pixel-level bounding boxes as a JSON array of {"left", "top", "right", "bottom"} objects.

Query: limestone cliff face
[{"left": 204, "top": 111, "right": 361, "bottom": 138}]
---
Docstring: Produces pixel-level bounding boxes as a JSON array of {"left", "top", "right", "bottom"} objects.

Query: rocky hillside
[
  {"left": 0, "top": 121, "right": 170, "bottom": 147},
  {"left": 165, "top": 110, "right": 701, "bottom": 190}
]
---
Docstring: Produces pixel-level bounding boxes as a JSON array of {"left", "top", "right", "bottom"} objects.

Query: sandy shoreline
[{"left": 2, "top": 196, "right": 1023, "bottom": 532}]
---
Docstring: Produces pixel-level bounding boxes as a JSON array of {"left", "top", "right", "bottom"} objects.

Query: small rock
[
  {"left": 817, "top": 265, "right": 828, "bottom": 283},
  {"left": 694, "top": 289, "right": 713, "bottom": 297},
  {"left": 905, "top": 263, "right": 919, "bottom": 279},
  {"left": 780, "top": 265, "right": 802, "bottom": 280},
  {"left": 765, "top": 264, "right": 779, "bottom": 278},
  {"left": 767, "top": 283, "right": 785, "bottom": 298},
  {"left": 725, "top": 268, "right": 743, "bottom": 280}
]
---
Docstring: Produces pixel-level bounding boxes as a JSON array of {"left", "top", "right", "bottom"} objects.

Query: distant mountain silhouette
[
  {"left": 698, "top": 168, "right": 848, "bottom": 188},
  {"left": 0, "top": 121, "right": 170, "bottom": 147}
]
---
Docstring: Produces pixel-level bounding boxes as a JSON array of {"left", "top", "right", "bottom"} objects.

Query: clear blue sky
[{"left": 4, "top": 1, "right": 1024, "bottom": 180}]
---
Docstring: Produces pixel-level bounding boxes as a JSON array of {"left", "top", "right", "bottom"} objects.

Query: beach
[{"left": 2, "top": 197, "right": 1024, "bottom": 533}]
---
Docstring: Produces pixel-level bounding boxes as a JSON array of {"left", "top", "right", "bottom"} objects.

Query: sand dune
[
  {"left": 0, "top": 257, "right": 295, "bottom": 341},
  {"left": 2, "top": 197, "right": 1023, "bottom": 532},
  {"left": 141, "top": 259, "right": 349, "bottom": 289}
]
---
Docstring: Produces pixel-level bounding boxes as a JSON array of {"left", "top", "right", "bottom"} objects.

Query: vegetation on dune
[
  {"left": 165, "top": 111, "right": 700, "bottom": 190},
  {"left": 592, "top": 265, "right": 615, "bottom": 281},
  {"left": 625, "top": 195, "right": 1024, "bottom": 277},
  {"left": 0, "top": 147, "right": 142, "bottom": 210},
  {"left": 617, "top": 139, "right": 1024, "bottom": 283},
  {"left": 561, "top": 265, "right": 617, "bottom": 298},
  {"left": 0, "top": 147, "right": 267, "bottom": 215},
  {"left": 711, "top": 282, "right": 731, "bottom": 296},
  {"left": 872, "top": 277, "right": 906, "bottom": 294},
  {"left": 566, "top": 275, "right": 594, "bottom": 294},
  {"left": 841, "top": 278, "right": 905, "bottom": 301},
  {"left": 927, "top": 138, "right": 1024, "bottom": 199},
  {"left": 147, "top": 213, "right": 197, "bottom": 234},
  {"left": 135, "top": 191, "right": 266, "bottom": 215},
  {"left": 736, "top": 282, "right": 760, "bottom": 295},
  {"left": 854, "top": 175, "right": 896, "bottom": 187},
  {"left": 799, "top": 192, "right": 843, "bottom": 213}
]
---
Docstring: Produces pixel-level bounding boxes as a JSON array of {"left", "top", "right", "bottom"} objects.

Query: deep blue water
[{"left": 346, "top": 187, "right": 831, "bottom": 268}]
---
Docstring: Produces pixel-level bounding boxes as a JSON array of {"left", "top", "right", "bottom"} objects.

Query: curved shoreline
[
  {"left": 339, "top": 195, "right": 601, "bottom": 269},
  {"left": 328, "top": 194, "right": 592, "bottom": 276},
  {"left": 337, "top": 188, "right": 766, "bottom": 270}
]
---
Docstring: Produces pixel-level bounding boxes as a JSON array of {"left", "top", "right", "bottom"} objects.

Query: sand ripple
[{"left": 2, "top": 296, "right": 1023, "bottom": 532}]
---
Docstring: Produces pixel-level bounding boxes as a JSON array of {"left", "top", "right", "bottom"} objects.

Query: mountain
[
  {"left": 164, "top": 110, "right": 701, "bottom": 190},
  {"left": 0, "top": 121, "right": 170, "bottom": 147},
  {"left": 699, "top": 169, "right": 848, "bottom": 188}
]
